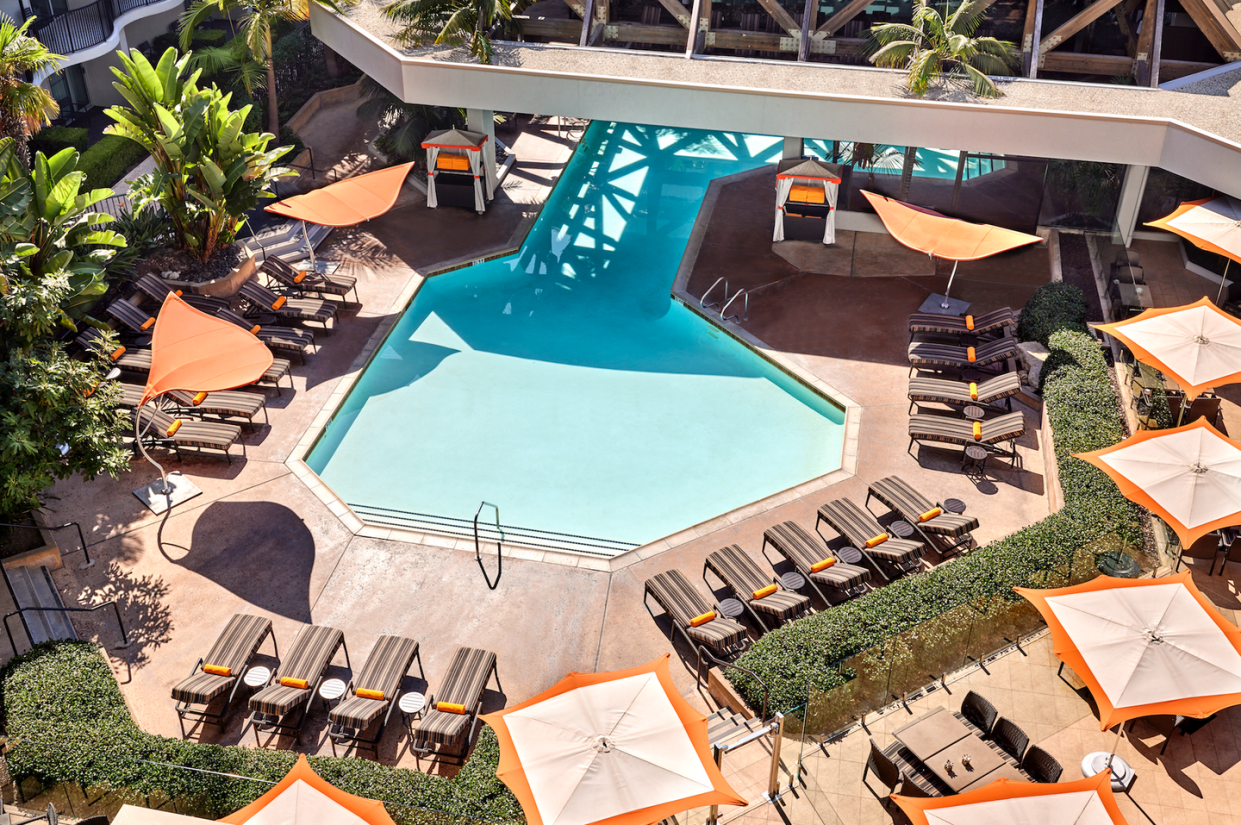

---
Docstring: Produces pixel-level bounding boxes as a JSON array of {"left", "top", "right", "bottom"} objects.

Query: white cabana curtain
[
  {"left": 425, "top": 146, "right": 440, "bottom": 208},
  {"left": 483, "top": 141, "right": 497, "bottom": 201},
  {"left": 467, "top": 150, "right": 485, "bottom": 213},
  {"left": 823, "top": 179, "right": 839, "bottom": 245},
  {"left": 773, "top": 176, "right": 794, "bottom": 242}
]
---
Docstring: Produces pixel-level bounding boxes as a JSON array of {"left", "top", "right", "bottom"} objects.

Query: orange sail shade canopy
[
  {"left": 220, "top": 754, "right": 396, "bottom": 825},
  {"left": 1016, "top": 572, "right": 1241, "bottom": 730},
  {"left": 142, "top": 292, "right": 273, "bottom": 405},
  {"left": 482, "top": 655, "right": 744, "bottom": 825},
  {"left": 861, "top": 191, "right": 1043, "bottom": 261},
  {"left": 265, "top": 162, "right": 415, "bottom": 227},
  {"left": 893, "top": 773, "right": 1128, "bottom": 825}
]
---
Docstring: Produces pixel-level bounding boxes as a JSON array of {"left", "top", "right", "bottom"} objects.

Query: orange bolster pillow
[
  {"left": 110, "top": 346, "right": 126, "bottom": 360},
  {"left": 249, "top": 325, "right": 261, "bottom": 335},
  {"left": 271, "top": 296, "right": 287, "bottom": 311},
  {"left": 969, "top": 381, "right": 978, "bottom": 400},
  {"left": 810, "top": 558, "right": 836, "bottom": 573},
  {"left": 203, "top": 664, "right": 231, "bottom": 676},
  {"left": 279, "top": 677, "right": 309, "bottom": 689},
  {"left": 965, "top": 314, "right": 974, "bottom": 331},
  {"left": 973, "top": 421, "right": 982, "bottom": 441},
  {"left": 437, "top": 701, "right": 467, "bottom": 714},
  {"left": 436, "top": 154, "right": 470, "bottom": 171},
  {"left": 165, "top": 420, "right": 182, "bottom": 437},
  {"left": 690, "top": 611, "right": 716, "bottom": 627},
  {"left": 84, "top": 383, "right": 97, "bottom": 398},
  {"left": 865, "top": 533, "right": 888, "bottom": 548},
  {"left": 918, "top": 507, "right": 942, "bottom": 523},
  {"left": 140, "top": 317, "right": 155, "bottom": 330},
  {"left": 752, "top": 584, "right": 778, "bottom": 600},
  {"left": 190, "top": 392, "right": 208, "bottom": 406},
  {"left": 966, "top": 346, "right": 976, "bottom": 362},
  {"left": 788, "top": 184, "right": 825, "bottom": 204},
  {"left": 356, "top": 688, "right": 384, "bottom": 701},
  {"left": 174, "top": 290, "right": 183, "bottom": 297},
  {"left": 293, "top": 271, "right": 307, "bottom": 284}
]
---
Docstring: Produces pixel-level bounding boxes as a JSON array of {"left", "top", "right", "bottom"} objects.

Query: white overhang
[{"left": 311, "top": 4, "right": 1241, "bottom": 198}]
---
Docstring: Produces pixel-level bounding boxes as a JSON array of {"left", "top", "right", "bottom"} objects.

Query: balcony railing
[{"left": 25, "top": 0, "right": 168, "bottom": 56}]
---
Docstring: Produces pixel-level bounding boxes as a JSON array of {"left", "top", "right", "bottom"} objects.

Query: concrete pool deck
[{"left": 39, "top": 123, "right": 1056, "bottom": 781}]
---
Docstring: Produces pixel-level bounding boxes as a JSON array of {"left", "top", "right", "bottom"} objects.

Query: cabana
[
  {"left": 422, "top": 128, "right": 495, "bottom": 213},
  {"left": 773, "top": 157, "right": 843, "bottom": 245}
]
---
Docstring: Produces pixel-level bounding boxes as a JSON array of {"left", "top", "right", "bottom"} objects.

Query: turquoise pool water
[
  {"left": 307, "top": 123, "right": 846, "bottom": 547},
  {"left": 804, "top": 141, "right": 1004, "bottom": 180}
]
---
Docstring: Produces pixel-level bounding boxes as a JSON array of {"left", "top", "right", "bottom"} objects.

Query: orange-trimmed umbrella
[
  {"left": 481, "top": 655, "right": 744, "bottom": 825},
  {"left": 1016, "top": 572, "right": 1241, "bottom": 730},
  {"left": 1093, "top": 297, "right": 1241, "bottom": 401},
  {"left": 892, "top": 773, "right": 1127, "bottom": 825},
  {"left": 1074, "top": 418, "right": 1241, "bottom": 549},
  {"left": 1145, "top": 196, "right": 1241, "bottom": 304},
  {"left": 862, "top": 191, "right": 1043, "bottom": 308},
  {"left": 220, "top": 754, "right": 397, "bottom": 825}
]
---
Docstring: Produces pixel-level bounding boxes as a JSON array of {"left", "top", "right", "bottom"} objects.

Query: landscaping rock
[{"left": 1018, "top": 341, "right": 1050, "bottom": 388}]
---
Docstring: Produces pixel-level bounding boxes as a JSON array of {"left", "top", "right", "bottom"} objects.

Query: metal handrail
[
  {"left": 0, "top": 521, "right": 92, "bottom": 568},
  {"left": 697, "top": 645, "right": 769, "bottom": 723},
  {"left": 720, "top": 288, "right": 748, "bottom": 322},
  {"left": 3, "top": 601, "right": 129, "bottom": 656},
  {"left": 700, "top": 277, "right": 728, "bottom": 310},
  {"left": 473, "top": 501, "right": 502, "bottom": 590},
  {"left": 25, "top": 0, "right": 168, "bottom": 55}
]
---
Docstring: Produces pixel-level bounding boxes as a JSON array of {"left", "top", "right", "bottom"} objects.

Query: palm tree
[
  {"left": 384, "top": 0, "right": 516, "bottom": 64},
  {"left": 866, "top": 0, "right": 1018, "bottom": 99},
  {"left": 356, "top": 75, "right": 464, "bottom": 161},
  {"left": 0, "top": 16, "right": 61, "bottom": 167}
]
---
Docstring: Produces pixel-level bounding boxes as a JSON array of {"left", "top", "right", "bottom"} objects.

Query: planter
[{"left": 164, "top": 251, "right": 257, "bottom": 299}]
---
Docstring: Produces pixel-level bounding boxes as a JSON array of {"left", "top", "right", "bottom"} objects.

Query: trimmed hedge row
[
  {"left": 2, "top": 643, "right": 522, "bottom": 823},
  {"left": 79, "top": 135, "right": 149, "bottom": 189},
  {"left": 30, "top": 126, "right": 89, "bottom": 158},
  {"left": 730, "top": 283, "right": 1139, "bottom": 712}
]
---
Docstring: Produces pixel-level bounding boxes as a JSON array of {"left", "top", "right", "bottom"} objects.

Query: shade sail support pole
[
  {"left": 134, "top": 398, "right": 172, "bottom": 499},
  {"left": 1216, "top": 258, "right": 1231, "bottom": 305},
  {"left": 940, "top": 259, "right": 959, "bottom": 309},
  {"left": 302, "top": 220, "right": 316, "bottom": 267}
]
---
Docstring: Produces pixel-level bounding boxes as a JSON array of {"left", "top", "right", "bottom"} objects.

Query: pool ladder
[
  {"left": 474, "top": 501, "right": 502, "bottom": 590},
  {"left": 700, "top": 277, "right": 749, "bottom": 323}
]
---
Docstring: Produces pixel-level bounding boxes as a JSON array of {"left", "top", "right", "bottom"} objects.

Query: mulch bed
[{"left": 1058, "top": 233, "right": 1105, "bottom": 323}]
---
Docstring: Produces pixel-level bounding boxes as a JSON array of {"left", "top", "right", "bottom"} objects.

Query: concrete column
[
  {"left": 1111, "top": 164, "right": 1149, "bottom": 247},
  {"left": 782, "top": 136, "right": 803, "bottom": 160},
  {"left": 467, "top": 108, "right": 497, "bottom": 196}
]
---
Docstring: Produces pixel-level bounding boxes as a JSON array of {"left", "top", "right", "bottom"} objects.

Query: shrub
[
  {"left": 2, "top": 642, "right": 523, "bottom": 823},
  {"left": 29, "top": 125, "right": 88, "bottom": 157},
  {"left": 78, "top": 135, "right": 148, "bottom": 188},
  {"left": 1017, "top": 280, "right": 1087, "bottom": 347},
  {"left": 730, "top": 284, "right": 1139, "bottom": 713}
]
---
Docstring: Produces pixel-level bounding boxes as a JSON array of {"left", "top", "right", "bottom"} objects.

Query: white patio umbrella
[
  {"left": 1147, "top": 196, "right": 1241, "bottom": 304},
  {"left": 893, "top": 773, "right": 1128, "bottom": 825}
]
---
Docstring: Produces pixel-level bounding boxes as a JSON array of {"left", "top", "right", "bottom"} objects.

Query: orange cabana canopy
[
  {"left": 482, "top": 655, "right": 744, "bottom": 825},
  {"left": 142, "top": 292, "right": 273, "bottom": 405},
  {"left": 220, "top": 754, "right": 396, "bottom": 825},
  {"left": 862, "top": 191, "right": 1043, "bottom": 261},
  {"left": 265, "top": 162, "right": 415, "bottom": 227},
  {"left": 893, "top": 773, "right": 1128, "bottom": 825},
  {"left": 1016, "top": 572, "right": 1241, "bottom": 730}
]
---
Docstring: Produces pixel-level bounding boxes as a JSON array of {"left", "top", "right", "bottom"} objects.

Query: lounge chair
[
  {"left": 908, "top": 411, "right": 1026, "bottom": 461},
  {"left": 328, "top": 635, "right": 423, "bottom": 756},
  {"left": 908, "top": 307, "right": 1014, "bottom": 340},
  {"left": 171, "top": 613, "right": 276, "bottom": 735},
  {"left": 239, "top": 280, "right": 337, "bottom": 331},
  {"left": 907, "top": 372, "right": 1021, "bottom": 414},
  {"left": 644, "top": 570, "right": 749, "bottom": 668},
  {"left": 760, "top": 522, "right": 871, "bottom": 605},
  {"left": 214, "top": 307, "right": 315, "bottom": 360},
  {"left": 907, "top": 338, "right": 1018, "bottom": 374},
  {"left": 133, "top": 274, "right": 230, "bottom": 313},
  {"left": 262, "top": 255, "right": 359, "bottom": 303},
  {"left": 866, "top": 476, "right": 979, "bottom": 556},
  {"left": 116, "top": 381, "right": 267, "bottom": 430},
  {"left": 131, "top": 406, "right": 242, "bottom": 463},
  {"left": 105, "top": 299, "right": 157, "bottom": 338},
  {"left": 815, "top": 498, "right": 926, "bottom": 581},
  {"left": 704, "top": 545, "right": 811, "bottom": 632},
  {"left": 248, "top": 624, "right": 349, "bottom": 745},
  {"left": 412, "top": 647, "right": 501, "bottom": 764}
]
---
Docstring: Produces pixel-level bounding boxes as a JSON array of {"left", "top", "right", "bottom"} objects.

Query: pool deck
[{"left": 39, "top": 121, "right": 1062, "bottom": 787}]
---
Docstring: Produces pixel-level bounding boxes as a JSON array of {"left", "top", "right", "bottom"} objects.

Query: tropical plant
[
  {"left": 356, "top": 75, "right": 464, "bottom": 162},
  {"left": 103, "top": 48, "right": 294, "bottom": 262},
  {"left": 841, "top": 141, "right": 902, "bottom": 190},
  {"left": 866, "top": 0, "right": 1019, "bottom": 99},
  {"left": 0, "top": 15, "right": 62, "bottom": 167},
  {"left": 384, "top": 0, "right": 517, "bottom": 64}
]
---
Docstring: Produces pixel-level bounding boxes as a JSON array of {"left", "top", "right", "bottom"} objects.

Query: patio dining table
[{"left": 893, "top": 706, "right": 1025, "bottom": 793}]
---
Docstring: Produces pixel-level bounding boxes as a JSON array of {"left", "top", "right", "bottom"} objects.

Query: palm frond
[{"left": 957, "top": 61, "right": 1001, "bottom": 98}]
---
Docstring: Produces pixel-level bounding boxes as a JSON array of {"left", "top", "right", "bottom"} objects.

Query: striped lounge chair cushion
[
  {"left": 249, "top": 624, "right": 343, "bottom": 717},
  {"left": 169, "top": 389, "right": 266, "bottom": 422},
  {"left": 706, "top": 545, "right": 810, "bottom": 622},
  {"left": 907, "top": 372, "right": 1022, "bottom": 407},
  {"left": 118, "top": 346, "right": 290, "bottom": 386},
  {"left": 264, "top": 257, "right": 357, "bottom": 297},
  {"left": 255, "top": 326, "right": 314, "bottom": 354},
  {"left": 416, "top": 647, "right": 496, "bottom": 746},
  {"left": 868, "top": 477, "right": 980, "bottom": 539},
  {"left": 908, "top": 338, "right": 1017, "bottom": 370},
  {"left": 645, "top": 570, "right": 748, "bottom": 651},
  {"left": 763, "top": 522, "right": 870, "bottom": 591},
  {"left": 908, "top": 307, "right": 1014, "bottom": 337},
  {"left": 106, "top": 300, "right": 154, "bottom": 333},
  {"left": 171, "top": 614, "right": 271, "bottom": 705},
  {"left": 132, "top": 408, "right": 240, "bottom": 452},
  {"left": 240, "top": 282, "right": 335, "bottom": 324},
  {"left": 909, "top": 411, "right": 1026, "bottom": 447},
  {"left": 816, "top": 500, "right": 925, "bottom": 566},
  {"left": 329, "top": 635, "right": 419, "bottom": 730}
]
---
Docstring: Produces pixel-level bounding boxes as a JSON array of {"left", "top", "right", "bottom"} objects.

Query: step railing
[
  {"left": 473, "top": 501, "right": 502, "bottom": 590},
  {"left": 720, "top": 288, "right": 748, "bottom": 322},
  {"left": 700, "top": 277, "right": 728, "bottom": 311},
  {"left": 3, "top": 601, "right": 129, "bottom": 656},
  {"left": 0, "top": 521, "right": 93, "bottom": 568},
  {"left": 697, "top": 645, "right": 769, "bottom": 723}
]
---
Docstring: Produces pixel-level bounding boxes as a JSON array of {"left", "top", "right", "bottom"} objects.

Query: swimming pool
[
  {"left": 803, "top": 140, "right": 1004, "bottom": 180},
  {"left": 307, "top": 123, "right": 847, "bottom": 550}
]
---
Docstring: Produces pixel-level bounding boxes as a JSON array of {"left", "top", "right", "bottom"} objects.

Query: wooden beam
[
  {"left": 816, "top": 0, "right": 871, "bottom": 36},
  {"left": 1147, "top": 0, "right": 1164, "bottom": 85},
  {"left": 754, "top": 0, "right": 802, "bottom": 38},
  {"left": 702, "top": 29, "right": 864, "bottom": 54},
  {"left": 603, "top": 22, "right": 690, "bottom": 45},
  {"left": 651, "top": 0, "right": 694, "bottom": 28},
  {"left": 1132, "top": 0, "right": 1159, "bottom": 84},
  {"left": 579, "top": 0, "right": 595, "bottom": 45},
  {"left": 518, "top": 17, "right": 586, "bottom": 40},
  {"left": 1161, "top": 57, "right": 1222, "bottom": 79},
  {"left": 1177, "top": 0, "right": 1241, "bottom": 61},
  {"left": 1023, "top": 0, "right": 1044, "bottom": 76},
  {"left": 798, "top": 0, "right": 816, "bottom": 61},
  {"left": 1038, "top": 0, "right": 1126, "bottom": 56},
  {"left": 685, "top": 0, "right": 703, "bottom": 55},
  {"left": 1039, "top": 52, "right": 1134, "bottom": 74},
  {"left": 563, "top": 0, "right": 587, "bottom": 18},
  {"left": 1114, "top": 0, "right": 1142, "bottom": 56}
]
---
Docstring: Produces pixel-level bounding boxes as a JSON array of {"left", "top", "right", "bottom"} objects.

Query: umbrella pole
[
  {"left": 133, "top": 398, "right": 172, "bottom": 498},
  {"left": 1106, "top": 721, "right": 1126, "bottom": 770},
  {"left": 1216, "top": 259, "right": 1231, "bottom": 306},
  {"left": 940, "top": 259, "right": 958, "bottom": 309}
]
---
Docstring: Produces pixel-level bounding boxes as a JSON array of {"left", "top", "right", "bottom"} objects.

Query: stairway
[{"left": 4, "top": 561, "right": 76, "bottom": 648}]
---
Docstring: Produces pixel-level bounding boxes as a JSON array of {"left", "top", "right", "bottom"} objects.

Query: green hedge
[
  {"left": 730, "top": 284, "right": 1139, "bottom": 712},
  {"left": 30, "top": 126, "right": 88, "bottom": 157},
  {"left": 2, "top": 643, "right": 522, "bottom": 823},
  {"left": 79, "top": 135, "right": 148, "bottom": 189}
]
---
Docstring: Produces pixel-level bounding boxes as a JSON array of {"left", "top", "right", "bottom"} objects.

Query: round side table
[
  {"left": 837, "top": 546, "right": 863, "bottom": 564},
  {"left": 243, "top": 665, "right": 271, "bottom": 690},
  {"left": 888, "top": 520, "right": 915, "bottom": 539},
  {"left": 399, "top": 691, "right": 427, "bottom": 737},
  {"left": 963, "top": 405, "right": 985, "bottom": 421},
  {"left": 319, "top": 677, "right": 347, "bottom": 709},
  {"left": 780, "top": 571, "right": 807, "bottom": 592},
  {"left": 943, "top": 498, "right": 966, "bottom": 514},
  {"left": 718, "top": 598, "right": 745, "bottom": 619},
  {"left": 1081, "top": 752, "right": 1136, "bottom": 793},
  {"left": 962, "top": 445, "right": 988, "bottom": 474}
]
